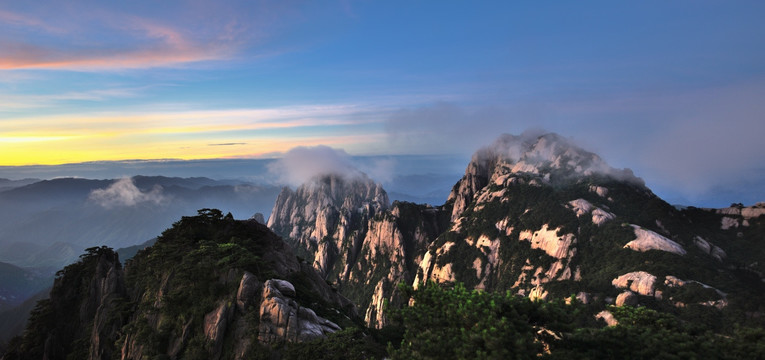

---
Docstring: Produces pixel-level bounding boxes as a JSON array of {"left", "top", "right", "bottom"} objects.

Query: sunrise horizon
[{"left": 2, "top": 1, "right": 764, "bottom": 206}]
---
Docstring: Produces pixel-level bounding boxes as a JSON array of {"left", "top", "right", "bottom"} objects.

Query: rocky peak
[
  {"left": 269, "top": 174, "right": 388, "bottom": 225},
  {"left": 268, "top": 173, "right": 389, "bottom": 278},
  {"left": 448, "top": 132, "right": 642, "bottom": 220},
  {"left": 268, "top": 169, "right": 449, "bottom": 329}
]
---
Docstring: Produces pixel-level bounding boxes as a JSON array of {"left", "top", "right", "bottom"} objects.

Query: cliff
[
  {"left": 2, "top": 209, "right": 359, "bottom": 360},
  {"left": 268, "top": 174, "right": 389, "bottom": 279},
  {"left": 268, "top": 173, "right": 452, "bottom": 328}
]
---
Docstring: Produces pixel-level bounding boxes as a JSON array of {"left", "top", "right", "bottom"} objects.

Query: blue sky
[{"left": 1, "top": 1, "right": 764, "bottom": 206}]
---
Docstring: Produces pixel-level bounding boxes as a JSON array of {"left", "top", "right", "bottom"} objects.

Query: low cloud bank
[
  {"left": 267, "top": 146, "right": 362, "bottom": 187},
  {"left": 89, "top": 177, "right": 167, "bottom": 208},
  {"left": 267, "top": 145, "right": 397, "bottom": 187}
]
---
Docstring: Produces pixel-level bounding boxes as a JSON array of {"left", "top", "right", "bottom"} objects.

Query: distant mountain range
[{"left": 0, "top": 176, "right": 282, "bottom": 269}]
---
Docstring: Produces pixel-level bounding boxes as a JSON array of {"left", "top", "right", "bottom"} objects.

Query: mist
[
  {"left": 384, "top": 89, "right": 765, "bottom": 207},
  {"left": 89, "top": 178, "right": 168, "bottom": 208},
  {"left": 267, "top": 145, "right": 398, "bottom": 187}
]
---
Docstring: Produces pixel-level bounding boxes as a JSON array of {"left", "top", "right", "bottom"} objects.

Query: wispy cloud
[
  {"left": 0, "top": 2, "right": 276, "bottom": 70},
  {"left": 209, "top": 142, "right": 247, "bottom": 146},
  {"left": 0, "top": 86, "right": 158, "bottom": 114},
  {"left": 0, "top": 9, "right": 65, "bottom": 34},
  {"left": 0, "top": 103, "right": 376, "bottom": 137},
  {"left": 0, "top": 102, "right": 390, "bottom": 165}
]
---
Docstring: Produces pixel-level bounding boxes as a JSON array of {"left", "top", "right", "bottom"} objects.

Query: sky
[{"left": 1, "top": 1, "right": 764, "bottom": 206}]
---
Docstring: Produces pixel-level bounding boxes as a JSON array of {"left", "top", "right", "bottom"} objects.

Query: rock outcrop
[
  {"left": 568, "top": 198, "right": 615, "bottom": 226},
  {"left": 624, "top": 225, "right": 686, "bottom": 256},
  {"left": 693, "top": 236, "right": 727, "bottom": 262},
  {"left": 716, "top": 202, "right": 765, "bottom": 219},
  {"left": 612, "top": 271, "right": 658, "bottom": 297},
  {"left": 257, "top": 279, "right": 340, "bottom": 344},
  {"left": 596, "top": 310, "right": 618, "bottom": 326}
]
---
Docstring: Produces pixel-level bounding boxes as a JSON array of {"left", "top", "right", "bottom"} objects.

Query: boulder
[
  {"left": 258, "top": 279, "right": 341, "bottom": 344},
  {"left": 236, "top": 271, "right": 261, "bottom": 313},
  {"left": 596, "top": 310, "right": 618, "bottom": 326},
  {"left": 624, "top": 226, "right": 686, "bottom": 256},
  {"left": 612, "top": 271, "right": 657, "bottom": 296},
  {"left": 615, "top": 291, "right": 638, "bottom": 307}
]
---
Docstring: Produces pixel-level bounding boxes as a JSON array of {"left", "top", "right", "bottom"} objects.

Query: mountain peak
[
  {"left": 448, "top": 132, "right": 644, "bottom": 221},
  {"left": 267, "top": 172, "right": 389, "bottom": 277},
  {"left": 473, "top": 132, "right": 640, "bottom": 182}
]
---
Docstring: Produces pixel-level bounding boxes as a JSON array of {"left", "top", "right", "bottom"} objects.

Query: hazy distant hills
[
  {"left": 0, "top": 179, "right": 39, "bottom": 193},
  {"left": 0, "top": 262, "right": 50, "bottom": 312},
  {"left": 0, "top": 176, "right": 281, "bottom": 269}
]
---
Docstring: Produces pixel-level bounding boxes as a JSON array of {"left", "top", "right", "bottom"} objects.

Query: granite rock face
[
  {"left": 268, "top": 174, "right": 389, "bottom": 278},
  {"left": 269, "top": 174, "right": 449, "bottom": 329},
  {"left": 612, "top": 271, "right": 658, "bottom": 297},
  {"left": 624, "top": 225, "right": 686, "bottom": 256}
]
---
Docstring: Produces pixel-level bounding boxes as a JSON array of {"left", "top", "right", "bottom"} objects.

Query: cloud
[
  {"left": 0, "top": 104, "right": 368, "bottom": 138},
  {"left": 0, "top": 2, "right": 286, "bottom": 70},
  {"left": 0, "top": 87, "right": 145, "bottom": 113},
  {"left": 267, "top": 145, "right": 362, "bottom": 186},
  {"left": 0, "top": 28, "right": 233, "bottom": 70},
  {"left": 266, "top": 144, "right": 399, "bottom": 187},
  {"left": 88, "top": 177, "right": 167, "bottom": 208},
  {"left": 209, "top": 143, "right": 247, "bottom": 146},
  {"left": 0, "top": 9, "right": 64, "bottom": 34}
]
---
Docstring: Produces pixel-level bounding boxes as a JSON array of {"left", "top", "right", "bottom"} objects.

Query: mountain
[
  {"left": 270, "top": 132, "right": 765, "bottom": 330},
  {"left": 0, "top": 262, "right": 51, "bottom": 312},
  {"left": 415, "top": 133, "right": 764, "bottom": 322},
  {"left": 0, "top": 176, "right": 281, "bottom": 268},
  {"left": 268, "top": 174, "right": 389, "bottom": 279},
  {"left": 1, "top": 210, "right": 367, "bottom": 360},
  {"left": 267, "top": 175, "right": 454, "bottom": 328},
  {"left": 0, "top": 238, "right": 160, "bottom": 349},
  {"left": 4, "top": 132, "right": 765, "bottom": 359},
  {"left": 0, "top": 179, "right": 39, "bottom": 193}
]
